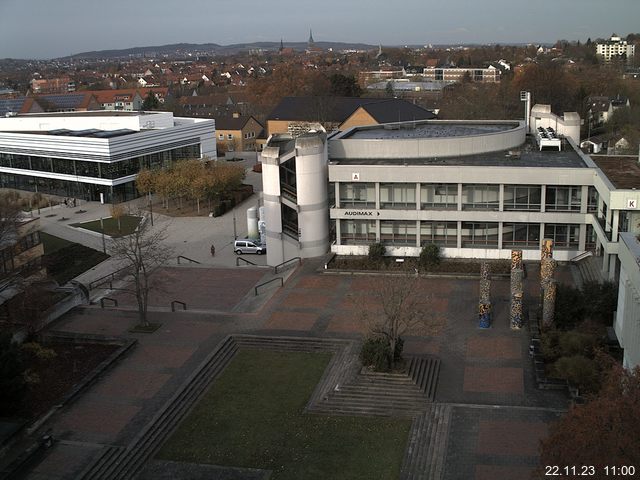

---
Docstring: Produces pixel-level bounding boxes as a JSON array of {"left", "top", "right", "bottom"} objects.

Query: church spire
[
  {"left": 308, "top": 29, "right": 315, "bottom": 47},
  {"left": 279, "top": 38, "right": 284, "bottom": 52}
]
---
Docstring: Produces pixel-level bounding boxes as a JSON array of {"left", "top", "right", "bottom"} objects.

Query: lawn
[
  {"left": 158, "top": 349, "right": 411, "bottom": 480},
  {"left": 41, "top": 233, "right": 109, "bottom": 284},
  {"left": 70, "top": 215, "right": 141, "bottom": 237}
]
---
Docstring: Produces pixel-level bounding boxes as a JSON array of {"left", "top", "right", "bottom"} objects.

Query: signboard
[
  {"left": 627, "top": 199, "right": 638, "bottom": 209},
  {"left": 352, "top": 172, "right": 360, "bottom": 181},
  {"left": 344, "top": 211, "right": 380, "bottom": 217}
]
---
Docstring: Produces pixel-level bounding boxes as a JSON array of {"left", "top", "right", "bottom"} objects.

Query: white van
[{"left": 234, "top": 239, "right": 265, "bottom": 255}]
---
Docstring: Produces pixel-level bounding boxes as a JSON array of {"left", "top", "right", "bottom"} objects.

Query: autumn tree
[
  {"left": 110, "top": 212, "right": 173, "bottom": 327},
  {"left": 360, "top": 274, "right": 443, "bottom": 370},
  {"left": 538, "top": 363, "right": 640, "bottom": 470},
  {"left": 109, "top": 203, "right": 126, "bottom": 232}
]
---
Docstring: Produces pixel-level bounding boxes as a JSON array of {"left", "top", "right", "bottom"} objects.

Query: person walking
[{"left": 210, "top": 244, "right": 216, "bottom": 256}]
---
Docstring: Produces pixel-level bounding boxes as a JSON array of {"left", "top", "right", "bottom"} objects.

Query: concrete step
[{"left": 400, "top": 404, "right": 452, "bottom": 480}]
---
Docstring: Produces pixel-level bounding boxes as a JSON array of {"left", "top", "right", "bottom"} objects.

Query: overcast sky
[{"left": 1, "top": 0, "right": 639, "bottom": 59}]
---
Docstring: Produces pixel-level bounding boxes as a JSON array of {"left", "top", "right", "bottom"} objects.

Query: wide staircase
[
  {"left": 308, "top": 356, "right": 440, "bottom": 418},
  {"left": 573, "top": 254, "right": 605, "bottom": 284},
  {"left": 400, "top": 404, "right": 452, "bottom": 480}
]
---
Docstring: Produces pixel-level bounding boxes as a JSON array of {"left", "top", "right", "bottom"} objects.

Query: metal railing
[
  {"left": 236, "top": 257, "right": 258, "bottom": 266},
  {"left": 570, "top": 251, "right": 593, "bottom": 263},
  {"left": 274, "top": 257, "right": 301, "bottom": 274},
  {"left": 171, "top": 300, "right": 187, "bottom": 311},
  {"left": 254, "top": 277, "right": 283, "bottom": 296},
  {"left": 89, "top": 266, "right": 131, "bottom": 291},
  {"left": 177, "top": 255, "right": 201, "bottom": 265},
  {"left": 100, "top": 297, "right": 118, "bottom": 308}
]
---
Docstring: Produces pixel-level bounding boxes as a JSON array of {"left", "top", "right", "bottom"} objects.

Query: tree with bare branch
[
  {"left": 360, "top": 274, "right": 443, "bottom": 370},
  {"left": 110, "top": 212, "right": 174, "bottom": 327}
]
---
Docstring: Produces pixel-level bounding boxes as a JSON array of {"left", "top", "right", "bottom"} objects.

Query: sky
[{"left": 0, "top": 0, "right": 639, "bottom": 59}]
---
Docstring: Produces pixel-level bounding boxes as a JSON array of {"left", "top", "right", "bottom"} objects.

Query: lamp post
[{"left": 100, "top": 217, "right": 106, "bottom": 254}]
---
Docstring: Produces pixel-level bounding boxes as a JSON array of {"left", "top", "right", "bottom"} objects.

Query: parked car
[{"left": 234, "top": 239, "right": 265, "bottom": 255}]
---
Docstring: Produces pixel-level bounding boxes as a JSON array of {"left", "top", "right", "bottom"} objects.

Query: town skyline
[{"left": 1, "top": 0, "right": 639, "bottom": 59}]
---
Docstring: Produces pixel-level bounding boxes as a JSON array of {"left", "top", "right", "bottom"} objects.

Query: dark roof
[
  {"left": 267, "top": 96, "right": 436, "bottom": 123},
  {"left": 215, "top": 115, "right": 261, "bottom": 131},
  {"left": 0, "top": 98, "right": 26, "bottom": 116},
  {"left": 357, "top": 99, "right": 437, "bottom": 123},
  {"left": 592, "top": 156, "right": 640, "bottom": 189}
]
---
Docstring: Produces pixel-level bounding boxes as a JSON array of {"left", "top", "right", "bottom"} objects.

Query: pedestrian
[
  {"left": 210, "top": 244, "right": 215, "bottom": 256},
  {"left": 63, "top": 198, "right": 68, "bottom": 207}
]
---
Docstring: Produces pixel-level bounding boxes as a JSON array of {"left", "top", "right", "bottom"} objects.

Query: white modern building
[
  {"left": 261, "top": 107, "right": 640, "bottom": 288},
  {"left": 615, "top": 232, "right": 640, "bottom": 369},
  {"left": 596, "top": 34, "right": 636, "bottom": 63},
  {"left": 0, "top": 111, "right": 215, "bottom": 203}
]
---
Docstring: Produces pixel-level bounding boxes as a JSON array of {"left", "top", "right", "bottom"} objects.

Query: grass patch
[
  {"left": 71, "top": 215, "right": 141, "bottom": 237},
  {"left": 158, "top": 349, "right": 411, "bottom": 480},
  {"left": 40, "top": 232, "right": 73, "bottom": 254},
  {"left": 129, "top": 323, "right": 162, "bottom": 333},
  {"left": 41, "top": 234, "right": 109, "bottom": 284}
]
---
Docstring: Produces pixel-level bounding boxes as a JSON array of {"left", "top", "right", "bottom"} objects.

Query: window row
[
  {"left": 337, "top": 183, "right": 598, "bottom": 212},
  {"left": 339, "top": 220, "right": 585, "bottom": 249},
  {"left": 0, "top": 145, "right": 200, "bottom": 180}
]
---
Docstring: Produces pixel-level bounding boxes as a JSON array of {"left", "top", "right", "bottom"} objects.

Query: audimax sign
[{"left": 344, "top": 210, "right": 380, "bottom": 216}]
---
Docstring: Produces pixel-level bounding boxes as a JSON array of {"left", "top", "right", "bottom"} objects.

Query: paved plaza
[{"left": 13, "top": 183, "right": 570, "bottom": 479}]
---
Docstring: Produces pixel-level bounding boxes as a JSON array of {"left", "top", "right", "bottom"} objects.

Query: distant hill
[{"left": 66, "top": 41, "right": 379, "bottom": 59}]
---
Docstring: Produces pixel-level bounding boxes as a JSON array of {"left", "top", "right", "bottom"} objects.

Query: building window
[
  {"left": 218, "top": 134, "right": 224, "bottom": 140},
  {"left": 420, "top": 221, "right": 457, "bottom": 247},
  {"left": 281, "top": 204, "right": 298, "bottom": 239},
  {"left": 339, "top": 183, "right": 375, "bottom": 208},
  {"left": 461, "top": 222, "right": 499, "bottom": 247},
  {"left": 380, "top": 183, "right": 416, "bottom": 209},
  {"left": 503, "top": 185, "right": 541, "bottom": 211},
  {"left": 587, "top": 186, "right": 598, "bottom": 213},
  {"left": 380, "top": 221, "right": 416, "bottom": 245},
  {"left": 227, "top": 134, "right": 233, "bottom": 140},
  {"left": 421, "top": 183, "right": 457, "bottom": 209},
  {"left": 545, "top": 186, "right": 581, "bottom": 211},
  {"left": 462, "top": 184, "right": 499, "bottom": 210},
  {"left": 502, "top": 223, "right": 540, "bottom": 248},
  {"left": 340, "top": 219, "right": 376, "bottom": 245},
  {"left": 544, "top": 224, "right": 580, "bottom": 249}
]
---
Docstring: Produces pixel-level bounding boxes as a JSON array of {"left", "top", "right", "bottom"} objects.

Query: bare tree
[
  {"left": 361, "top": 274, "right": 443, "bottom": 369},
  {"left": 110, "top": 213, "right": 174, "bottom": 327}
]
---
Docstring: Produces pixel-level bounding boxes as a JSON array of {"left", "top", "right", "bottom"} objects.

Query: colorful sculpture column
[
  {"left": 540, "top": 239, "right": 557, "bottom": 328},
  {"left": 510, "top": 250, "right": 524, "bottom": 329},
  {"left": 478, "top": 262, "right": 491, "bottom": 328}
]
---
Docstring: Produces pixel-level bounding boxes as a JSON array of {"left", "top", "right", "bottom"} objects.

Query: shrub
[
  {"left": 0, "top": 333, "right": 27, "bottom": 414},
  {"left": 22, "top": 342, "right": 57, "bottom": 361},
  {"left": 419, "top": 243, "right": 441, "bottom": 269},
  {"left": 554, "top": 285, "right": 586, "bottom": 330},
  {"left": 541, "top": 329, "right": 601, "bottom": 362},
  {"left": 553, "top": 355, "right": 601, "bottom": 393},
  {"left": 581, "top": 281, "right": 618, "bottom": 325},
  {"left": 360, "top": 336, "right": 391, "bottom": 372},
  {"left": 368, "top": 242, "right": 386, "bottom": 263}
]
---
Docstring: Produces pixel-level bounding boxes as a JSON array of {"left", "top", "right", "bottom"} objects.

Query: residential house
[
  {"left": 87, "top": 89, "right": 144, "bottom": 111},
  {"left": 216, "top": 114, "right": 264, "bottom": 152},
  {"left": 30, "top": 77, "right": 76, "bottom": 94},
  {"left": 597, "top": 34, "right": 636, "bottom": 63},
  {"left": 266, "top": 97, "right": 436, "bottom": 137}
]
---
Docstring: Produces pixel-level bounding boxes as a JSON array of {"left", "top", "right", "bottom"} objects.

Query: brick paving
[
  {"left": 19, "top": 261, "right": 578, "bottom": 479},
  {"left": 463, "top": 366, "right": 524, "bottom": 394}
]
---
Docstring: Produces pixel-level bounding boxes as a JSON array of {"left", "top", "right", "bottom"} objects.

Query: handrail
[
  {"left": 89, "top": 265, "right": 131, "bottom": 291},
  {"left": 274, "top": 257, "right": 301, "bottom": 274},
  {"left": 177, "top": 255, "right": 201, "bottom": 265},
  {"left": 236, "top": 256, "right": 257, "bottom": 266},
  {"left": 100, "top": 297, "right": 118, "bottom": 308},
  {"left": 570, "top": 251, "right": 593, "bottom": 263},
  {"left": 171, "top": 300, "right": 187, "bottom": 311},
  {"left": 254, "top": 277, "right": 283, "bottom": 296}
]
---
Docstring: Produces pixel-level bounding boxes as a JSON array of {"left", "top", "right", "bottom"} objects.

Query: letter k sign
[{"left": 628, "top": 199, "right": 637, "bottom": 209}]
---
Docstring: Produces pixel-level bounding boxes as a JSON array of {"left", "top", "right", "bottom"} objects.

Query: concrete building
[
  {"left": 421, "top": 66, "right": 501, "bottom": 83},
  {"left": 261, "top": 106, "right": 640, "bottom": 286},
  {"left": 596, "top": 34, "right": 636, "bottom": 63},
  {"left": 0, "top": 111, "right": 215, "bottom": 203},
  {"left": 614, "top": 232, "right": 640, "bottom": 369}
]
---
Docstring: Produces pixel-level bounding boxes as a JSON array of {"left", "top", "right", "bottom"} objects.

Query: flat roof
[
  {"left": 341, "top": 121, "right": 519, "bottom": 140},
  {"left": 330, "top": 136, "right": 587, "bottom": 168},
  {"left": 10, "top": 110, "right": 156, "bottom": 118},
  {"left": 592, "top": 156, "right": 640, "bottom": 189}
]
